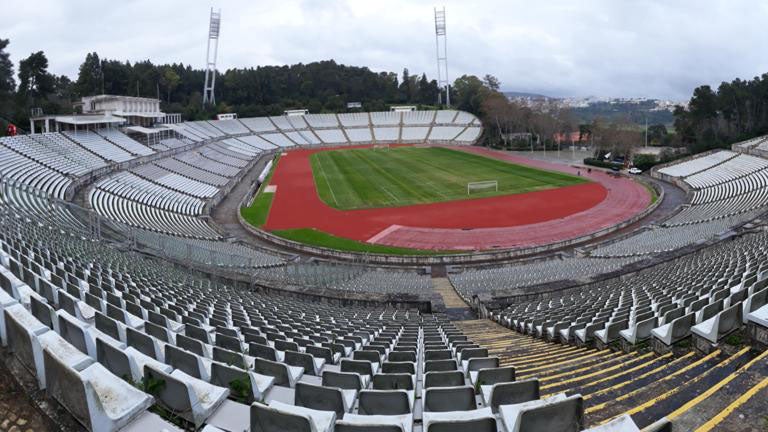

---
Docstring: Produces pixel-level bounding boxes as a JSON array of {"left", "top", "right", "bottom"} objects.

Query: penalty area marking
[{"left": 367, "top": 224, "right": 403, "bottom": 243}]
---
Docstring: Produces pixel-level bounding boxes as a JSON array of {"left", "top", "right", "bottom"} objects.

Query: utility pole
[{"left": 644, "top": 116, "right": 648, "bottom": 148}]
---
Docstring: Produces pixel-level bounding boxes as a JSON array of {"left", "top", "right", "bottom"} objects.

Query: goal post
[
  {"left": 467, "top": 180, "right": 498, "bottom": 195},
  {"left": 373, "top": 143, "right": 390, "bottom": 150}
]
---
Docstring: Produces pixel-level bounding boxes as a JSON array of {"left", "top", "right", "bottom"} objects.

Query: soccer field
[{"left": 309, "top": 146, "right": 588, "bottom": 210}]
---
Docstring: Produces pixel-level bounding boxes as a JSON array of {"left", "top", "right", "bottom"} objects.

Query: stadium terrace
[{"left": 1, "top": 8, "right": 768, "bottom": 432}]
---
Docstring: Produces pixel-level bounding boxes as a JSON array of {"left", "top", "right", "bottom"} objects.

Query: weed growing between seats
[
  {"left": 724, "top": 332, "right": 743, "bottom": 346},
  {"left": 228, "top": 374, "right": 254, "bottom": 404},
  {"left": 134, "top": 375, "right": 190, "bottom": 428}
]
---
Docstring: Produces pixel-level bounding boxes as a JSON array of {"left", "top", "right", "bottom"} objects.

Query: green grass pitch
[{"left": 309, "top": 146, "right": 588, "bottom": 210}]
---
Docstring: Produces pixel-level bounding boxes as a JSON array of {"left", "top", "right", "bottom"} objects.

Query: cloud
[{"left": 4, "top": 0, "right": 768, "bottom": 100}]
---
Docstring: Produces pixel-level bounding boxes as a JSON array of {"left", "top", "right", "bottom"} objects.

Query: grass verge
[
  {"left": 271, "top": 228, "right": 460, "bottom": 255},
  {"left": 240, "top": 155, "right": 280, "bottom": 227}
]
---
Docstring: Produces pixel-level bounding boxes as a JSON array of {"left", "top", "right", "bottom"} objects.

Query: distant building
[
  {"left": 29, "top": 94, "right": 168, "bottom": 133},
  {"left": 504, "top": 132, "right": 533, "bottom": 141},
  {"left": 79, "top": 95, "right": 165, "bottom": 127},
  {"left": 390, "top": 106, "right": 416, "bottom": 112},
  {"left": 284, "top": 109, "right": 309, "bottom": 116},
  {"left": 554, "top": 132, "right": 590, "bottom": 144}
]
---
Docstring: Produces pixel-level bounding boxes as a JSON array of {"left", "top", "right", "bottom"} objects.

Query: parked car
[{"left": 628, "top": 167, "right": 643, "bottom": 175}]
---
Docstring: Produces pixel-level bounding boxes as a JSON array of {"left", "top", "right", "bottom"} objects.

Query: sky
[{"left": 4, "top": 0, "right": 768, "bottom": 101}]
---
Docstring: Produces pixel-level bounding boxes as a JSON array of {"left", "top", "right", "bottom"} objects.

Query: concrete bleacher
[
  {"left": 95, "top": 129, "right": 155, "bottom": 157},
  {"left": 4, "top": 117, "right": 768, "bottom": 430},
  {"left": 657, "top": 151, "right": 737, "bottom": 178},
  {"left": 63, "top": 130, "right": 135, "bottom": 163},
  {"left": 1, "top": 212, "right": 532, "bottom": 431}
]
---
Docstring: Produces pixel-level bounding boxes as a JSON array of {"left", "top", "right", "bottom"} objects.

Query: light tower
[
  {"left": 434, "top": 6, "right": 450, "bottom": 107},
  {"left": 203, "top": 8, "right": 222, "bottom": 106}
]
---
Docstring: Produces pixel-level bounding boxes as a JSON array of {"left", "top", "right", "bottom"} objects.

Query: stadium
[{"left": 1, "top": 3, "right": 767, "bottom": 432}]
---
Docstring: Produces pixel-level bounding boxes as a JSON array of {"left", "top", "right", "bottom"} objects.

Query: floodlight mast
[
  {"left": 434, "top": 7, "right": 450, "bottom": 107},
  {"left": 203, "top": 8, "right": 222, "bottom": 106}
]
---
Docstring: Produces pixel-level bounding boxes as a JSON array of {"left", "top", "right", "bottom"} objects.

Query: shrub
[
  {"left": 632, "top": 154, "right": 658, "bottom": 171},
  {"left": 583, "top": 158, "right": 622, "bottom": 169}
]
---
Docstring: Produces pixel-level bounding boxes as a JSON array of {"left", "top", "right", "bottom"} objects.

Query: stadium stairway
[
  {"left": 454, "top": 319, "right": 768, "bottom": 430},
  {"left": 432, "top": 277, "right": 476, "bottom": 320}
]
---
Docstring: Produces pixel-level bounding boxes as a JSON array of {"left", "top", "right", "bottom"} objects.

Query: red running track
[{"left": 263, "top": 145, "right": 650, "bottom": 250}]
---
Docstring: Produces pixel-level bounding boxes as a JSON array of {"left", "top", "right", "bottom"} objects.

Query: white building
[
  {"left": 30, "top": 95, "right": 171, "bottom": 134},
  {"left": 79, "top": 95, "right": 164, "bottom": 127}
]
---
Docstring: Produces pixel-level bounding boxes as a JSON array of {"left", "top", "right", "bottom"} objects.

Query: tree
[
  {"left": 647, "top": 124, "right": 668, "bottom": 146},
  {"left": 0, "top": 39, "right": 15, "bottom": 122},
  {"left": 633, "top": 153, "right": 657, "bottom": 171},
  {"left": 416, "top": 73, "right": 439, "bottom": 105},
  {"left": 76, "top": 52, "right": 102, "bottom": 96},
  {"left": 17, "top": 51, "right": 55, "bottom": 107},
  {"left": 160, "top": 66, "right": 180, "bottom": 103},
  {"left": 482, "top": 74, "right": 501, "bottom": 92},
  {"left": 673, "top": 72, "right": 768, "bottom": 153},
  {"left": 398, "top": 68, "right": 414, "bottom": 103},
  {"left": 452, "top": 75, "right": 489, "bottom": 116}
]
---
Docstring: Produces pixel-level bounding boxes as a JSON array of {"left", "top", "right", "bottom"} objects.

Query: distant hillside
[
  {"left": 502, "top": 91, "right": 550, "bottom": 99},
  {"left": 570, "top": 100, "right": 676, "bottom": 126},
  {"left": 504, "top": 91, "right": 680, "bottom": 126}
]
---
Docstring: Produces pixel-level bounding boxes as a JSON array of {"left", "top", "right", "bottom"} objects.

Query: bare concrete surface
[
  {"left": 0, "top": 362, "right": 56, "bottom": 431},
  {"left": 1, "top": 349, "right": 84, "bottom": 432}
]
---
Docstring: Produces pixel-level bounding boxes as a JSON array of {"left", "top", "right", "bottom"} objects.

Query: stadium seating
[
  {"left": 95, "top": 129, "right": 155, "bottom": 157},
  {"left": 657, "top": 151, "right": 737, "bottom": 178},
  {"left": 0, "top": 217, "right": 509, "bottom": 430},
  {"left": 63, "top": 130, "right": 135, "bottom": 163},
  {"left": 5, "top": 111, "right": 768, "bottom": 430}
]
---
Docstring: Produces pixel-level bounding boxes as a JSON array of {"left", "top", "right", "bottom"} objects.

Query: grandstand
[{"left": 2, "top": 107, "right": 768, "bottom": 432}]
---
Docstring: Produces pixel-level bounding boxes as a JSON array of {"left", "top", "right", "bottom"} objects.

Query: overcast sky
[{"left": 5, "top": 0, "right": 768, "bottom": 100}]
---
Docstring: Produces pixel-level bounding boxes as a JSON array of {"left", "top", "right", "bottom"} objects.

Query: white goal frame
[
  {"left": 373, "top": 143, "right": 390, "bottom": 150},
  {"left": 467, "top": 180, "right": 498, "bottom": 195}
]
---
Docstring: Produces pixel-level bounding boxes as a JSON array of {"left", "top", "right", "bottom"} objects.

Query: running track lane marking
[{"left": 367, "top": 225, "right": 403, "bottom": 244}]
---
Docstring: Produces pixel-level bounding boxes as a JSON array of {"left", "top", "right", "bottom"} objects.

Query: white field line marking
[
  {"left": 380, "top": 186, "right": 400, "bottom": 202},
  {"left": 314, "top": 154, "right": 339, "bottom": 205}
]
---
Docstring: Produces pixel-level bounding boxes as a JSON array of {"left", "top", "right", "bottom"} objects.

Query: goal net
[
  {"left": 467, "top": 180, "right": 498, "bottom": 195},
  {"left": 373, "top": 143, "right": 390, "bottom": 150}
]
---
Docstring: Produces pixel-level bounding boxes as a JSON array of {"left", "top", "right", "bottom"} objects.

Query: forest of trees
[
  {"left": 673, "top": 74, "right": 768, "bottom": 153},
  {"left": 0, "top": 38, "right": 443, "bottom": 131},
  {"left": 6, "top": 35, "right": 767, "bottom": 160}
]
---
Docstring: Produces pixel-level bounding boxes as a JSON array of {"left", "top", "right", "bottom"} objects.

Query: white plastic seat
[
  {"left": 691, "top": 303, "right": 742, "bottom": 344},
  {"left": 619, "top": 317, "right": 656, "bottom": 345},
  {"left": 335, "top": 413, "right": 414, "bottom": 432},
  {"left": 747, "top": 303, "right": 768, "bottom": 327},
  {"left": 583, "top": 414, "right": 640, "bottom": 431},
  {"left": 421, "top": 407, "right": 496, "bottom": 432},
  {"left": 144, "top": 365, "right": 229, "bottom": 428},
  {"left": 499, "top": 393, "right": 583, "bottom": 432},
  {"left": 0, "top": 288, "right": 20, "bottom": 345},
  {"left": 651, "top": 312, "right": 695, "bottom": 346},
  {"left": 44, "top": 348, "right": 153, "bottom": 431},
  {"left": 251, "top": 400, "right": 336, "bottom": 432}
]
